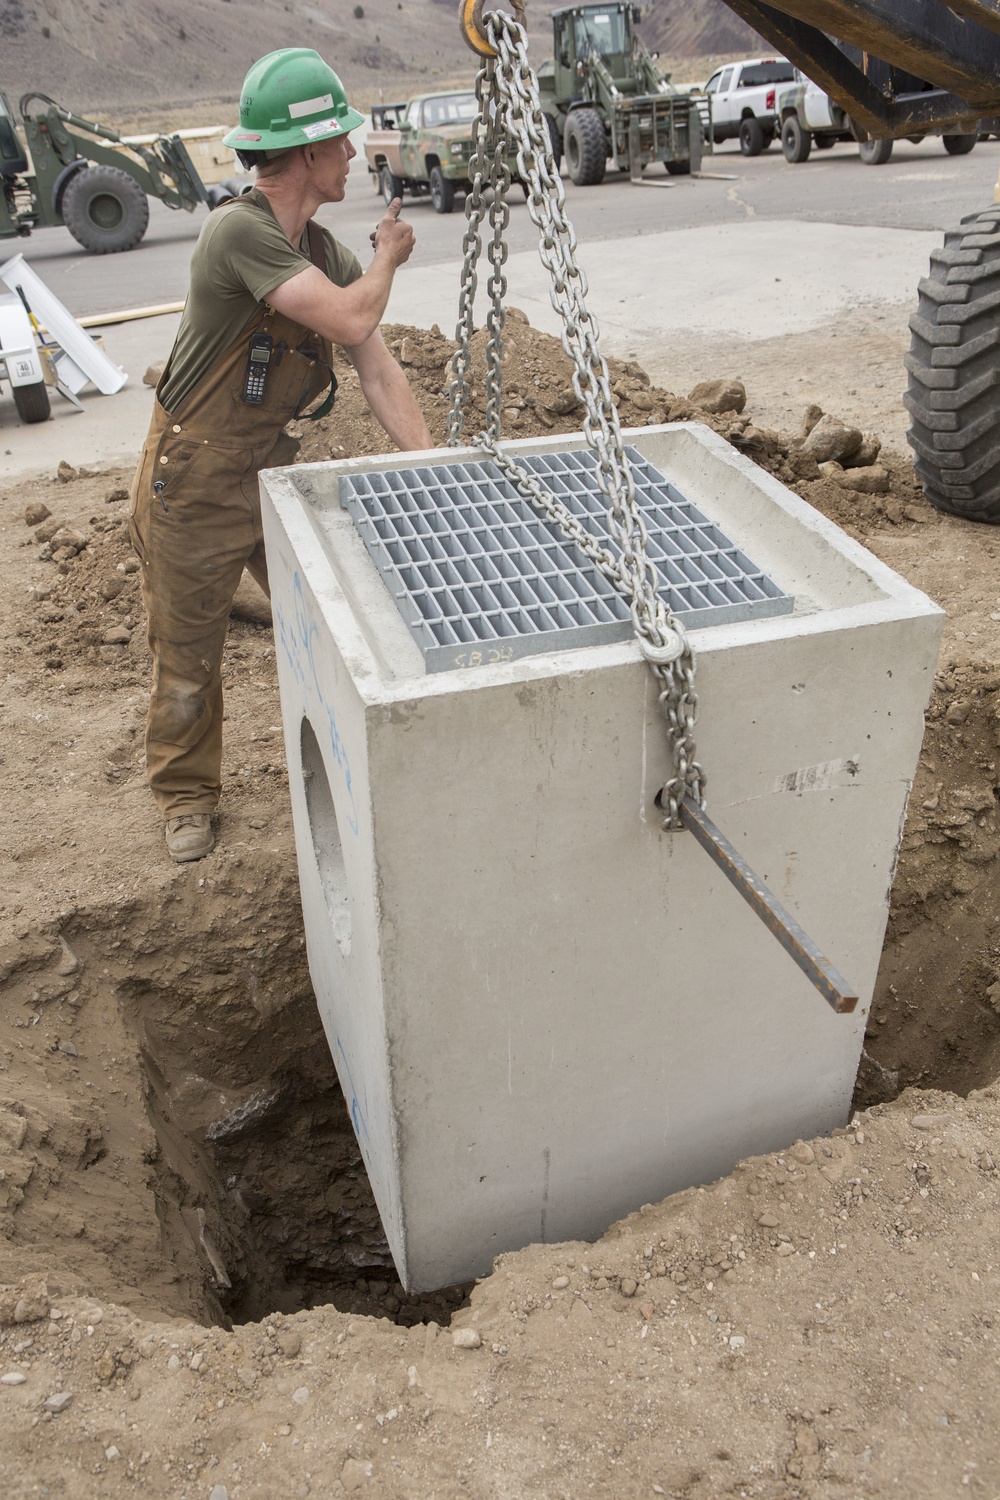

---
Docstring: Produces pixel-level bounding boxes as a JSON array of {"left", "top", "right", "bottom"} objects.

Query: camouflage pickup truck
[{"left": 365, "top": 90, "right": 520, "bottom": 214}]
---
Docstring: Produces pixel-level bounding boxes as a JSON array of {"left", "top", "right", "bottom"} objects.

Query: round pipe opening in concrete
[{"left": 300, "top": 716, "right": 352, "bottom": 958}]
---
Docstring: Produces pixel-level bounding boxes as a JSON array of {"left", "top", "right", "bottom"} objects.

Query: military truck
[
  {"left": 536, "top": 1, "right": 704, "bottom": 184},
  {"left": 365, "top": 90, "right": 522, "bottom": 213},
  {"left": 0, "top": 90, "right": 225, "bottom": 253}
]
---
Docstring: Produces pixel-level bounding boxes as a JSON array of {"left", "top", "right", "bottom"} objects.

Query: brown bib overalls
[{"left": 128, "top": 207, "right": 332, "bottom": 820}]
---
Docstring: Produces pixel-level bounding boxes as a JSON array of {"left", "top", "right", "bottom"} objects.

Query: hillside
[{"left": 0, "top": 0, "right": 763, "bottom": 120}]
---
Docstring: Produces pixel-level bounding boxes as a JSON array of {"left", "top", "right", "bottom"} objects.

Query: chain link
[{"left": 446, "top": 10, "right": 704, "bottom": 823}]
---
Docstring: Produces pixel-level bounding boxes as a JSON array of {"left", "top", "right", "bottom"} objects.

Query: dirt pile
[{"left": 3, "top": 317, "right": 1000, "bottom": 1495}]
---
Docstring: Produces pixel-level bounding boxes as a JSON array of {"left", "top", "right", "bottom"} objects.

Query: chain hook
[{"left": 459, "top": 0, "right": 526, "bottom": 57}]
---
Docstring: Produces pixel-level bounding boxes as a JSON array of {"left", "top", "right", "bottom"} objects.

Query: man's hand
[{"left": 372, "top": 199, "right": 416, "bottom": 267}]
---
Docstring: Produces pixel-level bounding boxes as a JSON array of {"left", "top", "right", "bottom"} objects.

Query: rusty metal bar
[{"left": 679, "top": 796, "right": 858, "bottom": 1015}]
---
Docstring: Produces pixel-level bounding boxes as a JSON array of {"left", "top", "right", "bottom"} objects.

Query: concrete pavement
[{"left": 0, "top": 218, "right": 939, "bottom": 480}]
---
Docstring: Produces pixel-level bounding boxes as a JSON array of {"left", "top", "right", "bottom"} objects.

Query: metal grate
[{"left": 340, "top": 446, "right": 793, "bottom": 672}]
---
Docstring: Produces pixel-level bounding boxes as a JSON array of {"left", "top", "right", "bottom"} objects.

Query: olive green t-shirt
[{"left": 158, "top": 189, "right": 363, "bottom": 413}]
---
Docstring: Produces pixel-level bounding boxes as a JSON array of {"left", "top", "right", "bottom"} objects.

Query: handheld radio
[{"left": 242, "top": 332, "right": 274, "bottom": 404}]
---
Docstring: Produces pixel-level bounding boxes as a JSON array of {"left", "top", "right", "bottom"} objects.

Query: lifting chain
[
  {"left": 447, "top": 2, "right": 857, "bottom": 1014},
  {"left": 447, "top": 3, "right": 704, "bottom": 828}
]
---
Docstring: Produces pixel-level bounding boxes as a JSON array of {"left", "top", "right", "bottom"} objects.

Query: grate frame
[{"left": 340, "top": 446, "right": 793, "bottom": 672}]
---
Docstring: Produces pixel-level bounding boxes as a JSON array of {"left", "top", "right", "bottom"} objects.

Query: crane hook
[{"left": 459, "top": 0, "right": 527, "bottom": 58}]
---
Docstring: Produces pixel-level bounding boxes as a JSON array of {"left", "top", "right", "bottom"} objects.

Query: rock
[
  {"left": 58, "top": 1040, "right": 78, "bottom": 1057},
  {"left": 58, "top": 941, "right": 80, "bottom": 977},
  {"left": 775, "top": 1242, "right": 796, "bottom": 1257},
  {"left": 757, "top": 1212, "right": 779, "bottom": 1228},
  {"left": 801, "top": 415, "right": 864, "bottom": 464},
  {"left": 25, "top": 502, "right": 50, "bottom": 527},
  {"left": 1, "top": 1372, "right": 27, "bottom": 1385},
  {"left": 35, "top": 519, "right": 62, "bottom": 545},
  {"left": 452, "top": 1328, "right": 482, "bottom": 1349},
  {"left": 166, "top": 1354, "right": 181, "bottom": 1371},
  {"left": 0, "top": 1275, "right": 50, "bottom": 1326},
  {"left": 786, "top": 450, "right": 821, "bottom": 481},
  {"left": 102, "top": 626, "right": 131, "bottom": 646},
  {"left": 143, "top": 362, "right": 165, "bottom": 388},
  {"left": 834, "top": 464, "right": 890, "bottom": 495},
  {"left": 911, "top": 1114, "right": 952, "bottom": 1131},
  {"left": 208, "top": 1487, "right": 230, "bottom": 1500},
  {"left": 799, "top": 403, "right": 824, "bottom": 438},
  {"left": 790, "top": 1141, "right": 814, "bottom": 1165},
  {"left": 843, "top": 433, "right": 882, "bottom": 468},
  {"left": 230, "top": 573, "right": 272, "bottom": 627},
  {"left": 620, "top": 1279, "right": 637, "bottom": 1298},
  {"left": 0, "top": 1110, "right": 27, "bottom": 1150},
  {"left": 236, "top": 1364, "right": 256, "bottom": 1387},
  {"left": 105, "top": 485, "right": 129, "bottom": 504},
  {"left": 48, "top": 526, "right": 88, "bottom": 555},
  {"left": 43, "top": 1391, "right": 73, "bottom": 1413},
  {"left": 105, "top": 1445, "right": 120, "bottom": 1461},
  {"left": 277, "top": 1329, "right": 302, "bottom": 1358},
  {"left": 639, "top": 1301, "right": 655, "bottom": 1321},
  {"left": 292, "top": 1385, "right": 310, "bottom": 1404},
  {"left": 100, "top": 577, "right": 125, "bottom": 601},
  {"left": 688, "top": 378, "right": 746, "bottom": 415},
  {"left": 551, "top": 1275, "right": 570, "bottom": 1290},
  {"left": 341, "top": 1459, "right": 373, "bottom": 1491},
  {"left": 729, "top": 1335, "right": 746, "bottom": 1348},
  {"left": 56, "top": 461, "right": 78, "bottom": 483}
]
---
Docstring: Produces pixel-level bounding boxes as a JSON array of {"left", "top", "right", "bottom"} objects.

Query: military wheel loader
[
  {"left": 0, "top": 90, "right": 217, "bottom": 254},
  {"left": 537, "top": 2, "right": 704, "bottom": 185},
  {"left": 708, "top": 0, "right": 1000, "bottom": 523}
]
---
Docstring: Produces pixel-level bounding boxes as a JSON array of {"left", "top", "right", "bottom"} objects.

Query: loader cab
[
  {"left": 551, "top": 3, "right": 637, "bottom": 99},
  {"left": 0, "top": 91, "right": 28, "bottom": 177}
]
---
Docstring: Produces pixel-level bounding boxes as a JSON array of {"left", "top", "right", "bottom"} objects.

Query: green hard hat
[{"left": 223, "top": 48, "right": 364, "bottom": 152}]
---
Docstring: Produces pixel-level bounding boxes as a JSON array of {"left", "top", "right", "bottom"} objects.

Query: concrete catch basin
[{"left": 259, "top": 422, "right": 943, "bottom": 1293}]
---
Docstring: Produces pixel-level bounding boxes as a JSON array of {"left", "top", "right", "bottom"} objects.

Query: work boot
[{"left": 165, "top": 813, "right": 215, "bottom": 863}]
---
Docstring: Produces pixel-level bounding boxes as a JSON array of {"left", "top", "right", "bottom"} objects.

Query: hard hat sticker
[
  {"left": 289, "top": 93, "right": 335, "bottom": 119},
  {"left": 301, "top": 118, "right": 341, "bottom": 138},
  {"left": 235, "top": 132, "right": 262, "bottom": 140}
]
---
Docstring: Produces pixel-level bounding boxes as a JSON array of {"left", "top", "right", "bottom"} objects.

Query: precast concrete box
[{"left": 259, "top": 423, "right": 942, "bottom": 1292}]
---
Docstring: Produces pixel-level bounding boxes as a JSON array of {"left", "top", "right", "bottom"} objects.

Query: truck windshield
[
  {"left": 422, "top": 94, "right": 478, "bottom": 127},
  {"left": 738, "top": 62, "right": 795, "bottom": 86},
  {"left": 573, "top": 10, "right": 627, "bottom": 59}
]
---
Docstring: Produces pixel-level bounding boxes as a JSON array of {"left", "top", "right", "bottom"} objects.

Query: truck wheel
[
  {"left": 564, "top": 108, "right": 606, "bottom": 186},
  {"left": 12, "top": 380, "right": 51, "bottom": 424},
  {"left": 380, "top": 165, "right": 404, "bottom": 205},
  {"left": 543, "top": 113, "right": 562, "bottom": 171},
  {"left": 858, "top": 138, "right": 893, "bottom": 164},
  {"left": 429, "top": 165, "right": 455, "bottom": 214},
  {"left": 943, "top": 133, "right": 977, "bottom": 156},
  {"left": 814, "top": 135, "right": 836, "bottom": 150},
  {"left": 905, "top": 206, "right": 1000, "bottom": 522},
  {"left": 739, "top": 117, "right": 765, "bottom": 156},
  {"left": 781, "top": 117, "right": 811, "bottom": 163},
  {"left": 665, "top": 160, "right": 691, "bottom": 175},
  {"left": 61, "top": 164, "right": 150, "bottom": 253}
]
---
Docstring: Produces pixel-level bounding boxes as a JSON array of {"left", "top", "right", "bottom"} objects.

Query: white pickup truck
[{"left": 702, "top": 56, "right": 796, "bottom": 156}]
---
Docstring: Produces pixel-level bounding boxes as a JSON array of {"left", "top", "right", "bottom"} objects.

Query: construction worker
[{"left": 129, "top": 48, "right": 431, "bottom": 863}]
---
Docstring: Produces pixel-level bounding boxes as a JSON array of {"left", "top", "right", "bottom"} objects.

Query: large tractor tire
[
  {"left": 61, "top": 164, "right": 149, "bottom": 253},
  {"left": 564, "top": 108, "right": 606, "bottom": 186},
  {"left": 12, "top": 380, "right": 50, "bottom": 424},
  {"left": 905, "top": 207, "right": 1000, "bottom": 522},
  {"left": 859, "top": 137, "right": 893, "bottom": 164},
  {"left": 543, "top": 113, "right": 562, "bottom": 172}
]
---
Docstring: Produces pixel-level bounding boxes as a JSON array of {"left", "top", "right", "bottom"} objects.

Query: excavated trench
[{"left": 5, "top": 644, "right": 1000, "bottom": 1338}]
